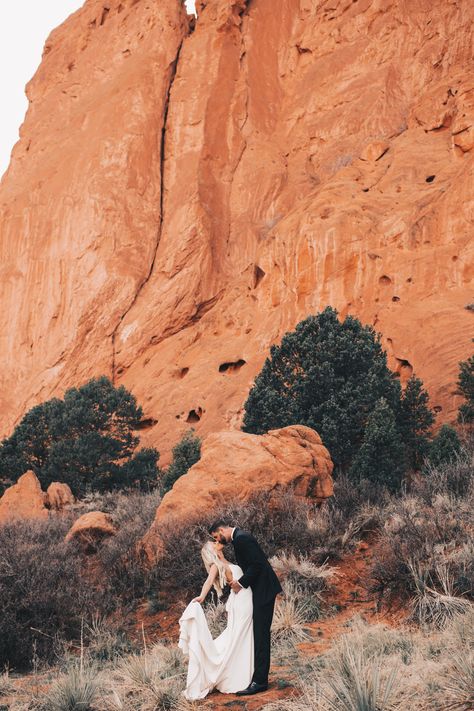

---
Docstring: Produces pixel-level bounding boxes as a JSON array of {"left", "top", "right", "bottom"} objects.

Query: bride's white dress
[{"left": 178, "top": 563, "right": 254, "bottom": 700}]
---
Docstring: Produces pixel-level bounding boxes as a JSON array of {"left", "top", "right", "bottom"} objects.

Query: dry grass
[
  {"left": 42, "top": 664, "right": 101, "bottom": 711},
  {"left": 272, "top": 584, "right": 312, "bottom": 646},
  {"left": 99, "top": 642, "right": 186, "bottom": 711}
]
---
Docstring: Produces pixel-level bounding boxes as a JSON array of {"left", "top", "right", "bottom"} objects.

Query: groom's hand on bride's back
[{"left": 192, "top": 595, "right": 205, "bottom": 603}]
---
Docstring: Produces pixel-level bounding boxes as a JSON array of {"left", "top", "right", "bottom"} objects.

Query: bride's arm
[{"left": 192, "top": 564, "right": 218, "bottom": 603}]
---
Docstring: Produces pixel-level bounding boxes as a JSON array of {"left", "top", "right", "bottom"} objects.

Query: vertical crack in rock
[{"left": 111, "top": 39, "right": 185, "bottom": 382}]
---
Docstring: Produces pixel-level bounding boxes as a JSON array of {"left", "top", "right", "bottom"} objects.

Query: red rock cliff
[{"left": 1, "top": 0, "right": 473, "bottom": 457}]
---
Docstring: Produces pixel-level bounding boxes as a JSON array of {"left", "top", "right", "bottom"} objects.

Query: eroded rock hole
[
  {"left": 426, "top": 175, "right": 435, "bottom": 183},
  {"left": 379, "top": 275, "right": 392, "bottom": 285},
  {"left": 434, "top": 405, "right": 443, "bottom": 413},
  {"left": 100, "top": 7, "right": 110, "bottom": 25},
  {"left": 186, "top": 407, "right": 202, "bottom": 423},
  {"left": 392, "top": 296, "right": 400, "bottom": 302},
  {"left": 395, "top": 358, "right": 413, "bottom": 379},
  {"left": 178, "top": 367, "right": 189, "bottom": 379},
  {"left": 136, "top": 417, "right": 158, "bottom": 430},
  {"left": 254, "top": 265, "right": 265, "bottom": 288},
  {"left": 219, "top": 359, "right": 246, "bottom": 374}
]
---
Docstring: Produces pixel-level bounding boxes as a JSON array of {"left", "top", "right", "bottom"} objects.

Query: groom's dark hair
[{"left": 208, "top": 519, "right": 231, "bottom": 534}]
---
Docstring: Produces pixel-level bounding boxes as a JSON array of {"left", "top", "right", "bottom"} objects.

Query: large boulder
[
  {"left": 143, "top": 425, "right": 333, "bottom": 556},
  {"left": 0, "top": 471, "right": 48, "bottom": 525},
  {"left": 65, "top": 511, "right": 117, "bottom": 552},
  {"left": 45, "top": 482, "right": 75, "bottom": 511}
]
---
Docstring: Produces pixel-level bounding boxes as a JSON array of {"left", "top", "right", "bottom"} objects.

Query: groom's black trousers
[{"left": 252, "top": 597, "right": 276, "bottom": 686}]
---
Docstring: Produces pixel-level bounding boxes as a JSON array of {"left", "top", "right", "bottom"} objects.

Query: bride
[{"left": 178, "top": 540, "right": 254, "bottom": 700}]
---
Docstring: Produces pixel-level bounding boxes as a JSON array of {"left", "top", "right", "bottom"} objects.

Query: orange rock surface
[
  {"left": 142, "top": 425, "right": 333, "bottom": 555},
  {"left": 1, "top": 0, "right": 473, "bottom": 459},
  {"left": 45, "top": 481, "right": 75, "bottom": 510},
  {"left": 0, "top": 471, "right": 48, "bottom": 524}
]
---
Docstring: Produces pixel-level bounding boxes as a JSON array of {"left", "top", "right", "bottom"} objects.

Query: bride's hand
[{"left": 192, "top": 595, "right": 205, "bottom": 603}]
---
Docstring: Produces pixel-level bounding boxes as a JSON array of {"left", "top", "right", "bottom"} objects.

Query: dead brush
[
  {"left": 408, "top": 561, "right": 473, "bottom": 628},
  {"left": 270, "top": 553, "right": 339, "bottom": 586}
]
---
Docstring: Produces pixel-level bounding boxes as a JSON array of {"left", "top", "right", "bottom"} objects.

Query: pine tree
[
  {"left": 349, "top": 398, "right": 406, "bottom": 491},
  {"left": 162, "top": 429, "right": 201, "bottom": 493},
  {"left": 243, "top": 307, "right": 402, "bottom": 473},
  {"left": 399, "top": 376, "right": 435, "bottom": 469},
  {"left": 457, "top": 354, "right": 474, "bottom": 423},
  {"left": 427, "top": 425, "right": 462, "bottom": 468},
  {"left": 0, "top": 376, "right": 160, "bottom": 496}
]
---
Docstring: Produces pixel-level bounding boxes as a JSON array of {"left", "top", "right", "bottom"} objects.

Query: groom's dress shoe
[{"left": 236, "top": 682, "right": 268, "bottom": 696}]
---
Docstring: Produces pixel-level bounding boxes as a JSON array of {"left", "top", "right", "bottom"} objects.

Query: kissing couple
[{"left": 178, "top": 519, "right": 282, "bottom": 701}]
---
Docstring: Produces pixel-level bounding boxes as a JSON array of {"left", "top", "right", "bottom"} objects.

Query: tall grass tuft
[
  {"left": 322, "top": 636, "right": 400, "bottom": 711},
  {"left": 442, "top": 649, "right": 474, "bottom": 711},
  {"left": 43, "top": 665, "right": 100, "bottom": 711}
]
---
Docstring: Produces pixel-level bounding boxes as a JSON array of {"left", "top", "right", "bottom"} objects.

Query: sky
[{"left": 0, "top": 0, "right": 196, "bottom": 178}]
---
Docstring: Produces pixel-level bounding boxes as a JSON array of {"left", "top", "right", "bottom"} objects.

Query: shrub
[
  {"left": 427, "top": 425, "right": 462, "bottom": 469},
  {"left": 96, "top": 489, "right": 162, "bottom": 604},
  {"left": 243, "top": 307, "right": 433, "bottom": 484},
  {"left": 368, "top": 452, "right": 474, "bottom": 612},
  {"left": 0, "top": 517, "right": 108, "bottom": 669},
  {"left": 0, "top": 376, "right": 161, "bottom": 496},
  {"left": 162, "top": 430, "right": 201, "bottom": 493},
  {"left": 349, "top": 398, "right": 406, "bottom": 491},
  {"left": 457, "top": 355, "right": 474, "bottom": 424}
]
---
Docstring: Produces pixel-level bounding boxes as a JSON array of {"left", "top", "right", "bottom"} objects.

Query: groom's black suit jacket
[{"left": 232, "top": 528, "right": 282, "bottom": 606}]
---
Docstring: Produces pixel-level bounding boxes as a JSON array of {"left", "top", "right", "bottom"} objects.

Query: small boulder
[
  {"left": 65, "top": 511, "right": 117, "bottom": 552},
  {"left": 142, "top": 425, "right": 334, "bottom": 558},
  {"left": 0, "top": 471, "right": 48, "bottom": 525},
  {"left": 45, "top": 482, "right": 75, "bottom": 510}
]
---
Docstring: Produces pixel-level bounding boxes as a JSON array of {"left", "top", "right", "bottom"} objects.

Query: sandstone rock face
[
  {"left": 142, "top": 425, "right": 333, "bottom": 554},
  {"left": 45, "top": 482, "right": 75, "bottom": 510},
  {"left": 0, "top": 471, "right": 48, "bottom": 524},
  {"left": 1, "top": 0, "right": 473, "bottom": 458},
  {"left": 65, "top": 510, "right": 116, "bottom": 551}
]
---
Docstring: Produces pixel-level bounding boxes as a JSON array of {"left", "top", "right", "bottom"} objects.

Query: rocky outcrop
[
  {"left": 0, "top": 471, "right": 48, "bottom": 524},
  {"left": 142, "top": 425, "right": 333, "bottom": 556},
  {"left": 45, "top": 482, "right": 75, "bottom": 510},
  {"left": 1, "top": 0, "right": 473, "bottom": 459},
  {"left": 65, "top": 510, "right": 116, "bottom": 551}
]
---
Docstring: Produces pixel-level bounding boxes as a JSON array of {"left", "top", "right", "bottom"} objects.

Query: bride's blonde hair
[{"left": 201, "top": 541, "right": 227, "bottom": 596}]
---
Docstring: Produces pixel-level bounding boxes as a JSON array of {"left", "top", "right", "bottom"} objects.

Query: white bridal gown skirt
[{"left": 178, "top": 565, "right": 254, "bottom": 700}]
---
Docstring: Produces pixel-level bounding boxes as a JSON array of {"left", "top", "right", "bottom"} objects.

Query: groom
[{"left": 209, "top": 520, "right": 282, "bottom": 696}]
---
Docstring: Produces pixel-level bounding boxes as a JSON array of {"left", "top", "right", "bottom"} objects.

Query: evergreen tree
[
  {"left": 399, "top": 376, "right": 435, "bottom": 469},
  {"left": 349, "top": 398, "right": 406, "bottom": 491},
  {"left": 0, "top": 376, "right": 160, "bottom": 496},
  {"left": 457, "top": 354, "right": 474, "bottom": 423},
  {"left": 243, "top": 307, "right": 402, "bottom": 473},
  {"left": 427, "top": 425, "right": 462, "bottom": 469},
  {"left": 162, "top": 430, "right": 201, "bottom": 493}
]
